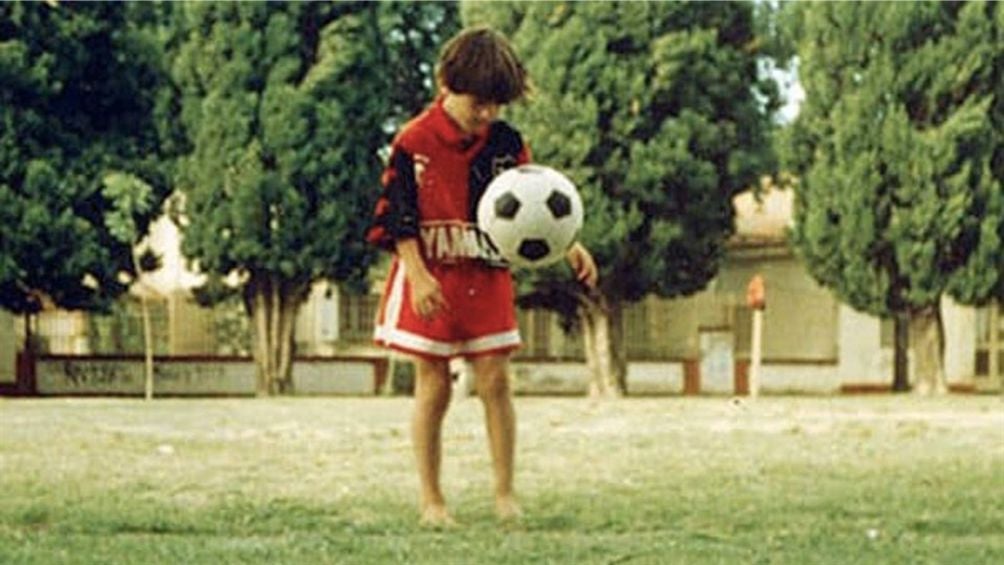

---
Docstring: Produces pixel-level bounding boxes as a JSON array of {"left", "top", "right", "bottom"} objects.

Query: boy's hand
[
  {"left": 397, "top": 238, "right": 448, "bottom": 319},
  {"left": 409, "top": 269, "right": 448, "bottom": 320},
  {"left": 566, "top": 242, "right": 598, "bottom": 288}
]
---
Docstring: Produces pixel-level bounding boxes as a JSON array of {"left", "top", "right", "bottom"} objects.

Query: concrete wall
[
  {"left": 626, "top": 361, "right": 687, "bottom": 395},
  {"left": 758, "top": 362, "right": 841, "bottom": 394},
  {"left": 511, "top": 358, "right": 847, "bottom": 396},
  {"left": 510, "top": 360, "right": 688, "bottom": 395},
  {"left": 35, "top": 356, "right": 382, "bottom": 396},
  {"left": 718, "top": 255, "right": 839, "bottom": 362},
  {"left": 511, "top": 362, "right": 590, "bottom": 395}
]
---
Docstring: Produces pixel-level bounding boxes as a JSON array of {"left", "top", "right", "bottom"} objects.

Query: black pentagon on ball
[
  {"left": 518, "top": 239, "right": 551, "bottom": 261},
  {"left": 494, "top": 191, "right": 521, "bottom": 219},
  {"left": 546, "top": 189, "right": 572, "bottom": 219}
]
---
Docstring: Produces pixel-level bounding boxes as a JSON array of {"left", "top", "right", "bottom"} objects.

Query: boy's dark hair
[{"left": 436, "top": 27, "right": 530, "bottom": 104}]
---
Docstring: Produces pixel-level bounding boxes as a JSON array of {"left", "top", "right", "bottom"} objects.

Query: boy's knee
[
  {"left": 417, "top": 376, "right": 451, "bottom": 403},
  {"left": 472, "top": 355, "right": 512, "bottom": 401},
  {"left": 415, "top": 362, "right": 452, "bottom": 410},
  {"left": 476, "top": 371, "right": 510, "bottom": 401}
]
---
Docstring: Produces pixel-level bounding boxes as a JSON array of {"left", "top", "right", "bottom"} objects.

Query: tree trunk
[
  {"left": 892, "top": 313, "right": 910, "bottom": 392},
  {"left": 23, "top": 312, "right": 32, "bottom": 353},
  {"left": 274, "top": 297, "right": 299, "bottom": 394},
  {"left": 140, "top": 293, "right": 154, "bottom": 401},
  {"left": 609, "top": 301, "right": 627, "bottom": 393},
  {"left": 135, "top": 250, "right": 155, "bottom": 402},
  {"left": 20, "top": 312, "right": 35, "bottom": 395},
  {"left": 269, "top": 281, "right": 282, "bottom": 395},
  {"left": 250, "top": 274, "right": 307, "bottom": 396},
  {"left": 580, "top": 303, "right": 601, "bottom": 396},
  {"left": 910, "top": 304, "right": 947, "bottom": 395},
  {"left": 253, "top": 284, "right": 271, "bottom": 396},
  {"left": 579, "top": 294, "right": 626, "bottom": 397}
]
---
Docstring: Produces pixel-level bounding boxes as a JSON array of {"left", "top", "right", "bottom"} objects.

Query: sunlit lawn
[{"left": 1, "top": 394, "right": 1001, "bottom": 564}]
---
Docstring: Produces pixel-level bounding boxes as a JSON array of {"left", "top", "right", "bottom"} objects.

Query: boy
[{"left": 367, "top": 26, "right": 597, "bottom": 526}]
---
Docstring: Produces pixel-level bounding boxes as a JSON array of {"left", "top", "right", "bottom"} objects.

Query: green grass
[{"left": 1, "top": 395, "right": 1001, "bottom": 564}]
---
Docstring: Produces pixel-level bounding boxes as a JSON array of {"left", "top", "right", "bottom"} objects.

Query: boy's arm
[
  {"left": 566, "top": 242, "right": 598, "bottom": 288},
  {"left": 367, "top": 146, "right": 446, "bottom": 319}
]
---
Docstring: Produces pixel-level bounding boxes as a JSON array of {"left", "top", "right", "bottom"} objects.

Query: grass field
[{"left": 1, "top": 394, "right": 1001, "bottom": 564}]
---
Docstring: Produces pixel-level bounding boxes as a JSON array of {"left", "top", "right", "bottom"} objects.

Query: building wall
[
  {"left": 942, "top": 295, "right": 976, "bottom": 382},
  {"left": 836, "top": 305, "right": 887, "bottom": 385},
  {"left": 717, "top": 253, "right": 839, "bottom": 362},
  {"left": 35, "top": 310, "right": 89, "bottom": 354},
  {"left": 167, "top": 292, "right": 218, "bottom": 355},
  {"left": 974, "top": 300, "right": 1003, "bottom": 390},
  {"left": 509, "top": 360, "right": 688, "bottom": 395}
]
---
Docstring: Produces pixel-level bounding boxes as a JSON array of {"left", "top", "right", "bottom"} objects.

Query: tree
[
  {"left": 103, "top": 173, "right": 161, "bottom": 400},
  {"left": 172, "top": 2, "right": 430, "bottom": 395},
  {"left": 781, "top": 1, "right": 1003, "bottom": 393},
  {"left": 378, "top": 1, "right": 460, "bottom": 120},
  {"left": 0, "top": 2, "right": 176, "bottom": 335},
  {"left": 462, "top": 1, "right": 781, "bottom": 395}
]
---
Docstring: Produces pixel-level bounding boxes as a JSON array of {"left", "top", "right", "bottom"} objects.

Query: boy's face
[{"left": 443, "top": 91, "right": 500, "bottom": 135}]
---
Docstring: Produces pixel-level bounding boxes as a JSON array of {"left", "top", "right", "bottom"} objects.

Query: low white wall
[
  {"left": 511, "top": 362, "right": 590, "bottom": 395},
  {"left": 294, "top": 361, "right": 375, "bottom": 395},
  {"left": 627, "top": 361, "right": 686, "bottom": 395},
  {"left": 512, "top": 360, "right": 839, "bottom": 396},
  {"left": 35, "top": 356, "right": 379, "bottom": 396},
  {"left": 510, "top": 360, "right": 686, "bottom": 395},
  {"left": 759, "top": 363, "right": 841, "bottom": 394}
]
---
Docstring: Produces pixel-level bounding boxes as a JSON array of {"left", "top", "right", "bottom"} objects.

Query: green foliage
[
  {"left": 102, "top": 172, "right": 154, "bottom": 246},
  {"left": 211, "top": 293, "right": 253, "bottom": 356},
  {"left": 172, "top": 2, "right": 444, "bottom": 301},
  {"left": 378, "top": 1, "right": 460, "bottom": 121},
  {"left": 783, "top": 1, "right": 1003, "bottom": 316},
  {"left": 462, "top": 2, "right": 780, "bottom": 321},
  {"left": 0, "top": 1, "right": 177, "bottom": 313}
]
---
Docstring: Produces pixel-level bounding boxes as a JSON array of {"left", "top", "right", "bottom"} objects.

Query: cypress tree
[{"left": 782, "top": 1, "right": 1003, "bottom": 392}]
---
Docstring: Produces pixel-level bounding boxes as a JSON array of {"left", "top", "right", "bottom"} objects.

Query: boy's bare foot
[
  {"left": 495, "top": 495, "right": 523, "bottom": 522},
  {"left": 419, "top": 504, "right": 457, "bottom": 528}
]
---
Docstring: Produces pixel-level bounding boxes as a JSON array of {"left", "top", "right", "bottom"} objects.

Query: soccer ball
[{"left": 476, "top": 164, "right": 583, "bottom": 268}]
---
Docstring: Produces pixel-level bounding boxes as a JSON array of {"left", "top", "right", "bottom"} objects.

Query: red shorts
[{"left": 374, "top": 259, "right": 521, "bottom": 359}]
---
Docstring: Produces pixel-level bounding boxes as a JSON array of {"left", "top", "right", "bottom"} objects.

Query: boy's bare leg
[
  {"left": 412, "top": 356, "right": 455, "bottom": 525},
  {"left": 471, "top": 354, "right": 521, "bottom": 520}
]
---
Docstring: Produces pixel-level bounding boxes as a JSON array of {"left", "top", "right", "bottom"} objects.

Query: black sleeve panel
[{"left": 366, "top": 148, "right": 420, "bottom": 251}]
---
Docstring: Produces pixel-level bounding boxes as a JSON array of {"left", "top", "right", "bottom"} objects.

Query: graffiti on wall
[{"left": 38, "top": 359, "right": 251, "bottom": 394}]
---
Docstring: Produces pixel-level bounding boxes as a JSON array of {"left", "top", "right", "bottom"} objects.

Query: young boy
[{"left": 367, "top": 26, "right": 597, "bottom": 526}]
